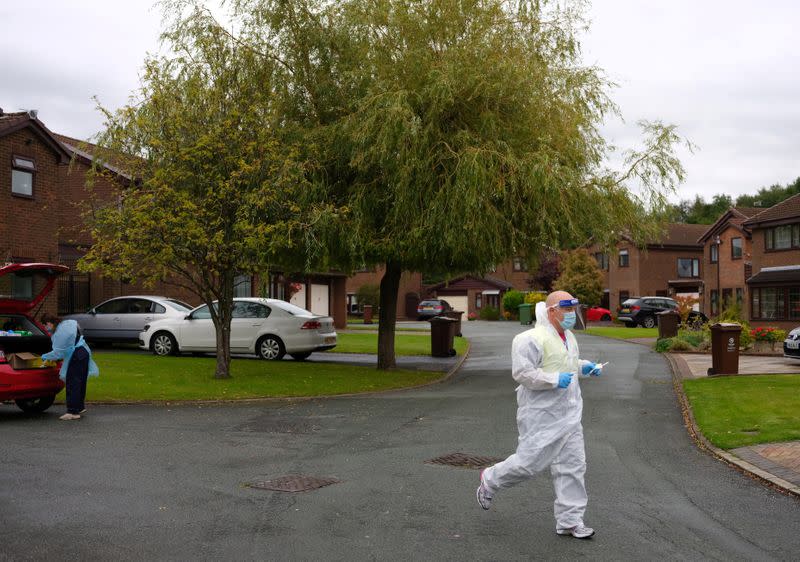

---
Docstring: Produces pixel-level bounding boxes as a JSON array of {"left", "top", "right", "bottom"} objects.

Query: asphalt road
[{"left": 1, "top": 322, "right": 798, "bottom": 561}]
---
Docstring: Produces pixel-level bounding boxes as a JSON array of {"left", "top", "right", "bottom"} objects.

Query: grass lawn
[
  {"left": 333, "top": 333, "right": 467, "bottom": 356},
  {"left": 345, "top": 325, "right": 428, "bottom": 332},
  {"left": 683, "top": 375, "right": 800, "bottom": 449},
  {"left": 84, "top": 353, "right": 443, "bottom": 402},
  {"left": 584, "top": 326, "right": 658, "bottom": 339}
]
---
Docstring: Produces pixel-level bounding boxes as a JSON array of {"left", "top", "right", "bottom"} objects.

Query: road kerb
[{"left": 665, "top": 352, "right": 800, "bottom": 498}]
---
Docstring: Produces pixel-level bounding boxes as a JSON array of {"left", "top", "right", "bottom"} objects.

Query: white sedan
[{"left": 139, "top": 298, "right": 337, "bottom": 360}]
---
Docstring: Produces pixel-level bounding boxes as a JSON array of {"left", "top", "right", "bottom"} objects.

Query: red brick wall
[
  {"left": 607, "top": 243, "right": 641, "bottom": 312},
  {"left": 701, "top": 226, "right": 752, "bottom": 318},
  {"left": 492, "top": 260, "right": 531, "bottom": 290}
]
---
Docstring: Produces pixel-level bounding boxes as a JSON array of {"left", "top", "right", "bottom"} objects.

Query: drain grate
[
  {"left": 246, "top": 475, "right": 340, "bottom": 493},
  {"left": 425, "top": 452, "right": 503, "bottom": 469}
]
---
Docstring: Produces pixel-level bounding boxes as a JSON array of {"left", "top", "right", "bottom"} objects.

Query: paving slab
[{"left": 673, "top": 353, "right": 800, "bottom": 378}]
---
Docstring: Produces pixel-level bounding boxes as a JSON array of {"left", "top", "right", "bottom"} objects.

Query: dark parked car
[
  {"left": 416, "top": 299, "right": 452, "bottom": 320},
  {"left": 617, "top": 297, "right": 708, "bottom": 329}
]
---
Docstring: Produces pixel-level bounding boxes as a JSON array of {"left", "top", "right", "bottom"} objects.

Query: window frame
[
  {"left": 512, "top": 257, "right": 528, "bottom": 272},
  {"left": 765, "top": 224, "right": 800, "bottom": 252},
  {"left": 11, "top": 155, "right": 36, "bottom": 198},
  {"left": 594, "top": 252, "right": 609, "bottom": 271},
  {"left": 618, "top": 249, "right": 629, "bottom": 268},
  {"left": 730, "top": 237, "right": 743, "bottom": 260},
  {"left": 750, "top": 286, "right": 794, "bottom": 320},
  {"left": 677, "top": 257, "right": 700, "bottom": 279},
  {"left": 710, "top": 243, "right": 718, "bottom": 263}
]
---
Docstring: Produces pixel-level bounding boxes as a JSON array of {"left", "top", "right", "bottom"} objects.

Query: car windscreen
[
  {"left": 165, "top": 299, "right": 193, "bottom": 311},
  {"left": 269, "top": 301, "right": 314, "bottom": 316},
  {"left": 419, "top": 300, "right": 442, "bottom": 306}
]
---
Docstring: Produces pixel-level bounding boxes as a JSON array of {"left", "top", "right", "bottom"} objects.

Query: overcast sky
[{"left": 2, "top": 1, "right": 798, "bottom": 203}]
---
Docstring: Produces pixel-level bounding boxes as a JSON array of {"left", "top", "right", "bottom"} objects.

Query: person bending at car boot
[
  {"left": 476, "top": 290, "right": 604, "bottom": 539},
  {"left": 41, "top": 318, "right": 99, "bottom": 421}
]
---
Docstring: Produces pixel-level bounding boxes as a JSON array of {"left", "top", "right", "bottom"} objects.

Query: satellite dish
[{"left": 28, "top": 109, "right": 38, "bottom": 119}]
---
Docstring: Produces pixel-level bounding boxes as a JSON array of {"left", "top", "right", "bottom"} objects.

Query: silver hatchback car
[{"left": 63, "top": 296, "right": 194, "bottom": 343}]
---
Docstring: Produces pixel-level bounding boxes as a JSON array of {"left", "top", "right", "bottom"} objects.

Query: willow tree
[
  {"left": 82, "top": 5, "right": 338, "bottom": 378},
  {"left": 230, "top": 0, "right": 689, "bottom": 369}
]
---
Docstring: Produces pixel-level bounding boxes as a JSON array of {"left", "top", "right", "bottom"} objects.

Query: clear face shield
[{"left": 547, "top": 298, "right": 583, "bottom": 330}]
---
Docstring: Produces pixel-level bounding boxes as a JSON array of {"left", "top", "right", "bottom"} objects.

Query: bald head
[{"left": 546, "top": 290, "right": 574, "bottom": 308}]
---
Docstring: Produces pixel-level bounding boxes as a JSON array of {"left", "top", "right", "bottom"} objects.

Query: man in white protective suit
[{"left": 476, "top": 290, "right": 604, "bottom": 539}]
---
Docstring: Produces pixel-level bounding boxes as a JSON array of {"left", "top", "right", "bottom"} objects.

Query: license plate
[
  {"left": 787, "top": 341, "right": 799, "bottom": 349},
  {"left": 620, "top": 308, "right": 630, "bottom": 314},
  {"left": 422, "top": 306, "right": 433, "bottom": 310},
  {"left": 324, "top": 336, "right": 336, "bottom": 344}
]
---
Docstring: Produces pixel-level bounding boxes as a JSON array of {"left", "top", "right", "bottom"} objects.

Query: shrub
[
  {"left": 502, "top": 310, "right": 512, "bottom": 320},
  {"left": 655, "top": 338, "right": 673, "bottom": 353},
  {"left": 677, "top": 329, "right": 705, "bottom": 348},
  {"left": 356, "top": 283, "right": 381, "bottom": 309},
  {"left": 467, "top": 312, "right": 477, "bottom": 321},
  {"left": 669, "top": 338, "right": 694, "bottom": 351},
  {"left": 502, "top": 290, "right": 525, "bottom": 318},
  {"left": 479, "top": 306, "right": 500, "bottom": 321},
  {"left": 751, "top": 327, "right": 786, "bottom": 343},
  {"left": 524, "top": 292, "right": 546, "bottom": 305}
]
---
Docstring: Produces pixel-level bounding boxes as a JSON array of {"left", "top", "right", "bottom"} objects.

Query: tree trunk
[
  {"left": 377, "top": 261, "right": 402, "bottom": 370},
  {"left": 213, "top": 273, "right": 234, "bottom": 379}
]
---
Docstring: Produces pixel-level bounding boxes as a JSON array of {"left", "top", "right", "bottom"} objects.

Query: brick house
[
  {"left": 742, "top": 193, "right": 800, "bottom": 330},
  {"left": 1, "top": 110, "right": 348, "bottom": 327},
  {"left": 425, "top": 274, "right": 514, "bottom": 317},
  {"left": 588, "top": 224, "right": 708, "bottom": 313},
  {"left": 697, "top": 207, "right": 761, "bottom": 319}
]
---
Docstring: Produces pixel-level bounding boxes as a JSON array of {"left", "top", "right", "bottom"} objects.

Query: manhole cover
[
  {"left": 425, "top": 453, "right": 503, "bottom": 469},
  {"left": 246, "top": 475, "right": 340, "bottom": 492}
]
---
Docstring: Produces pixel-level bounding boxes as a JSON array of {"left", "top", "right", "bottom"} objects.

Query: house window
[
  {"left": 790, "top": 288, "right": 800, "bottom": 320},
  {"left": 731, "top": 238, "right": 743, "bottom": 260},
  {"left": 710, "top": 290, "right": 719, "bottom": 316},
  {"left": 233, "top": 274, "right": 252, "bottom": 297},
  {"left": 594, "top": 252, "right": 608, "bottom": 271},
  {"left": 677, "top": 258, "right": 699, "bottom": 278},
  {"left": 736, "top": 288, "right": 743, "bottom": 306},
  {"left": 619, "top": 249, "right": 629, "bottom": 268},
  {"left": 710, "top": 244, "right": 718, "bottom": 263},
  {"left": 475, "top": 293, "right": 482, "bottom": 309},
  {"left": 722, "top": 288, "right": 733, "bottom": 309},
  {"left": 765, "top": 224, "right": 798, "bottom": 250},
  {"left": 751, "top": 287, "right": 787, "bottom": 320},
  {"left": 11, "top": 156, "right": 35, "bottom": 197},
  {"left": 512, "top": 257, "right": 528, "bottom": 272}
]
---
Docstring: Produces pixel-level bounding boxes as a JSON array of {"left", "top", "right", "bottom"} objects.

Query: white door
[
  {"left": 181, "top": 305, "right": 216, "bottom": 350},
  {"left": 445, "top": 295, "right": 469, "bottom": 313},
  {"left": 290, "top": 285, "right": 307, "bottom": 309},
  {"left": 310, "top": 283, "right": 329, "bottom": 316}
]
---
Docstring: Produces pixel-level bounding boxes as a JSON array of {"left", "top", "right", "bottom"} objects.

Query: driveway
[{"left": 1, "top": 322, "right": 797, "bottom": 560}]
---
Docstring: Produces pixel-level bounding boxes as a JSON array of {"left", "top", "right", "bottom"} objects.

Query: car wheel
[
  {"left": 642, "top": 316, "right": 656, "bottom": 329},
  {"left": 290, "top": 352, "right": 312, "bottom": 361},
  {"left": 151, "top": 331, "right": 178, "bottom": 356},
  {"left": 257, "top": 335, "right": 286, "bottom": 360},
  {"left": 15, "top": 395, "right": 56, "bottom": 414},
  {"left": 601, "top": 314, "right": 612, "bottom": 321}
]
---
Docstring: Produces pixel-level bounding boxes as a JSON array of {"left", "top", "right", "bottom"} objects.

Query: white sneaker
[
  {"left": 59, "top": 413, "right": 81, "bottom": 421},
  {"left": 476, "top": 470, "right": 493, "bottom": 510},
  {"left": 556, "top": 525, "right": 595, "bottom": 539}
]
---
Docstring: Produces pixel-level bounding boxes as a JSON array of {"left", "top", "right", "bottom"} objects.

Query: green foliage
[
  {"left": 80, "top": 5, "right": 343, "bottom": 378},
  {"left": 229, "top": 0, "right": 690, "bottom": 368},
  {"left": 654, "top": 338, "right": 673, "bottom": 353},
  {"left": 502, "top": 290, "right": 525, "bottom": 317},
  {"left": 553, "top": 249, "right": 604, "bottom": 306},
  {"left": 355, "top": 284, "right": 381, "bottom": 309},
  {"left": 479, "top": 306, "right": 501, "bottom": 321},
  {"left": 668, "top": 177, "right": 800, "bottom": 224},
  {"left": 524, "top": 292, "right": 547, "bottom": 305}
]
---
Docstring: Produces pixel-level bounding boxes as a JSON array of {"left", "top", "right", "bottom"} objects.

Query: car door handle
[{"left": 144, "top": 317, "right": 152, "bottom": 321}]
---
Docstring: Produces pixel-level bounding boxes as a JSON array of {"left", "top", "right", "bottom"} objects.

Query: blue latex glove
[
  {"left": 557, "top": 372, "right": 573, "bottom": 388},
  {"left": 581, "top": 362, "right": 597, "bottom": 376},
  {"left": 589, "top": 363, "right": 604, "bottom": 376}
]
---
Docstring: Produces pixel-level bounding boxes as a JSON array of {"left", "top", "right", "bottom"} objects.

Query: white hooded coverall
[{"left": 482, "top": 302, "right": 593, "bottom": 529}]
